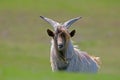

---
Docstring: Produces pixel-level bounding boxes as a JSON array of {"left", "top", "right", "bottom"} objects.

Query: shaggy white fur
[{"left": 50, "top": 40, "right": 100, "bottom": 73}]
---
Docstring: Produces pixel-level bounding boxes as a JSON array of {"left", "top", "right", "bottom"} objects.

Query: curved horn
[
  {"left": 40, "top": 16, "right": 60, "bottom": 29},
  {"left": 63, "top": 17, "right": 82, "bottom": 29}
]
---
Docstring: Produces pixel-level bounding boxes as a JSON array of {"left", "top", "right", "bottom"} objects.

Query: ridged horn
[
  {"left": 63, "top": 17, "right": 82, "bottom": 29},
  {"left": 40, "top": 16, "right": 60, "bottom": 29}
]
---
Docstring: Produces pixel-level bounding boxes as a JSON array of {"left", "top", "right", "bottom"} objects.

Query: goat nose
[{"left": 58, "top": 44, "right": 63, "bottom": 49}]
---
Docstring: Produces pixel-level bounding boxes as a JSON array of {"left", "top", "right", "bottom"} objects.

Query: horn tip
[
  {"left": 78, "top": 16, "right": 82, "bottom": 19},
  {"left": 40, "top": 16, "right": 44, "bottom": 19}
]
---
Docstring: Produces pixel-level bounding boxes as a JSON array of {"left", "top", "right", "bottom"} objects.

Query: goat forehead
[
  {"left": 55, "top": 26, "right": 68, "bottom": 33},
  {"left": 54, "top": 26, "right": 71, "bottom": 39}
]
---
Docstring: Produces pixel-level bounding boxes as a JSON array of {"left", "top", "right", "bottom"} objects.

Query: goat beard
[{"left": 58, "top": 50, "right": 65, "bottom": 60}]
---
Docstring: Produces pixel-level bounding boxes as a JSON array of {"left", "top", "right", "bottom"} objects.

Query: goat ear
[
  {"left": 47, "top": 29, "right": 54, "bottom": 37},
  {"left": 70, "top": 30, "right": 76, "bottom": 37}
]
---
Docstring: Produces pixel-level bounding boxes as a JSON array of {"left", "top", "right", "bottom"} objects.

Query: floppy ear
[
  {"left": 47, "top": 29, "right": 54, "bottom": 37},
  {"left": 70, "top": 30, "right": 76, "bottom": 37}
]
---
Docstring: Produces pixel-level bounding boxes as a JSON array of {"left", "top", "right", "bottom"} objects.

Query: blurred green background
[{"left": 0, "top": 0, "right": 120, "bottom": 80}]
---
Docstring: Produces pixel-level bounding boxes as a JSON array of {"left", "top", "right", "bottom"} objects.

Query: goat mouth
[
  {"left": 58, "top": 46, "right": 64, "bottom": 51},
  {"left": 58, "top": 45, "right": 63, "bottom": 48}
]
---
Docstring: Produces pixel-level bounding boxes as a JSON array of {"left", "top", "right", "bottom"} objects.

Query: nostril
[{"left": 58, "top": 44, "right": 63, "bottom": 48}]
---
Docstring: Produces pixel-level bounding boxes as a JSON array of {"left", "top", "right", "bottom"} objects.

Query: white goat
[{"left": 40, "top": 16, "right": 100, "bottom": 73}]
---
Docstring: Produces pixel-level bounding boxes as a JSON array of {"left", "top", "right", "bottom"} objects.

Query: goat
[{"left": 40, "top": 16, "right": 100, "bottom": 73}]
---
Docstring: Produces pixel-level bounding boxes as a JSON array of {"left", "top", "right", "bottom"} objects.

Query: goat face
[
  {"left": 47, "top": 27, "right": 76, "bottom": 51},
  {"left": 57, "top": 30, "right": 66, "bottom": 51}
]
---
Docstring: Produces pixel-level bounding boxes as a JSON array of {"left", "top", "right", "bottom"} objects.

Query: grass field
[{"left": 0, "top": 0, "right": 120, "bottom": 80}]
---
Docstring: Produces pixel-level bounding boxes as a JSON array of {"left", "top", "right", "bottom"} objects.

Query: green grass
[{"left": 0, "top": 0, "right": 120, "bottom": 79}]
